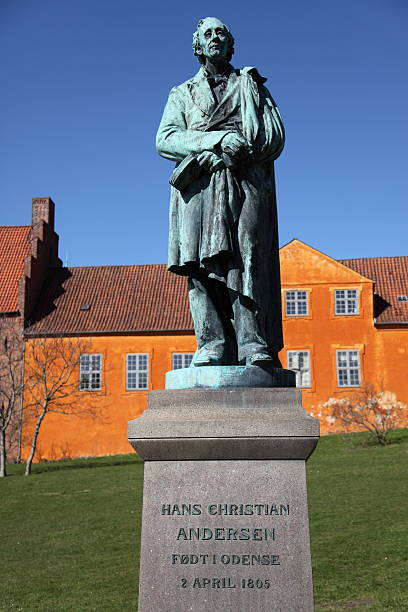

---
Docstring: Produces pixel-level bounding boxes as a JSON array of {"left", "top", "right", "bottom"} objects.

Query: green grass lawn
[
  {"left": 308, "top": 430, "right": 408, "bottom": 611},
  {"left": 1, "top": 431, "right": 407, "bottom": 611}
]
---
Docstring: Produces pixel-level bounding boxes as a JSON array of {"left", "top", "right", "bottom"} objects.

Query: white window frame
[
  {"left": 80, "top": 354, "right": 102, "bottom": 391},
  {"left": 336, "top": 350, "right": 361, "bottom": 387},
  {"left": 287, "top": 350, "right": 311, "bottom": 388},
  {"left": 285, "top": 290, "right": 308, "bottom": 317},
  {"left": 172, "top": 353, "right": 194, "bottom": 370},
  {"left": 126, "top": 353, "right": 149, "bottom": 390},
  {"left": 334, "top": 289, "right": 359, "bottom": 315}
]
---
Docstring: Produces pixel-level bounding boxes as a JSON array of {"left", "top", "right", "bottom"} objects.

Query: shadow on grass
[
  {"left": 316, "top": 600, "right": 375, "bottom": 610},
  {"left": 346, "top": 429, "right": 407, "bottom": 450},
  {"left": 7, "top": 454, "right": 143, "bottom": 476},
  {"left": 322, "top": 429, "right": 408, "bottom": 451}
]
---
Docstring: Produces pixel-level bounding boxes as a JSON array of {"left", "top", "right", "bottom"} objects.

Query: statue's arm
[
  {"left": 255, "top": 85, "right": 285, "bottom": 162},
  {"left": 156, "top": 87, "right": 231, "bottom": 162}
]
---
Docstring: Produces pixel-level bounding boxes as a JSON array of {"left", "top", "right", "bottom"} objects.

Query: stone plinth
[{"left": 128, "top": 387, "right": 319, "bottom": 612}]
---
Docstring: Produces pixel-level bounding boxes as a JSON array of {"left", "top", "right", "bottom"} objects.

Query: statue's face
[{"left": 197, "top": 17, "right": 229, "bottom": 63}]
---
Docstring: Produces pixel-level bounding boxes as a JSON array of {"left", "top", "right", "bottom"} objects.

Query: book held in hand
[{"left": 169, "top": 154, "right": 202, "bottom": 192}]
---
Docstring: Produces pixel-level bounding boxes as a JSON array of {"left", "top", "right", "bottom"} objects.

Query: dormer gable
[{"left": 280, "top": 239, "right": 373, "bottom": 286}]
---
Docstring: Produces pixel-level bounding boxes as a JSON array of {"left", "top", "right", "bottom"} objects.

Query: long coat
[{"left": 156, "top": 66, "right": 285, "bottom": 352}]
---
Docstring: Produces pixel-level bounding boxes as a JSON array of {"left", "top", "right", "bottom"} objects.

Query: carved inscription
[
  {"left": 160, "top": 502, "right": 290, "bottom": 590},
  {"left": 161, "top": 503, "right": 289, "bottom": 516}
]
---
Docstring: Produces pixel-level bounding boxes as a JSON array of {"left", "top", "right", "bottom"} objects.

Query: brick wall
[
  {"left": 0, "top": 314, "right": 24, "bottom": 462},
  {"left": 19, "top": 198, "right": 62, "bottom": 325}
]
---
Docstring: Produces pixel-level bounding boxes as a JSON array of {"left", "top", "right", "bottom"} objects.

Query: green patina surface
[
  {"left": 166, "top": 365, "right": 295, "bottom": 389},
  {"left": 157, "top": 18, "right": 285, "bottom": 369}
]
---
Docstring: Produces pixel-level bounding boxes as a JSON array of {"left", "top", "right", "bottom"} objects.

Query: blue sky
[{"left": 1, "top": 0, "right": 407, "bottom": 266}]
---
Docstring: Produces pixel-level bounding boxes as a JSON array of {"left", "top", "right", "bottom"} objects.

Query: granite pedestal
[{"left": 128, "top": 368, "right": 319, "bottom": 611}]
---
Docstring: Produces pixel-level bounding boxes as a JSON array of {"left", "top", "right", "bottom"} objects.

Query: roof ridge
[
  {"left": 65, "top": 263, "right": 167, "bottom": 271},
  {"left": 339, "top": 255, "right": 408, "bottom": 262}
]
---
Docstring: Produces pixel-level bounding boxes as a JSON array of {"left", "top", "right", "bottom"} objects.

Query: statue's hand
[
  {"left": 197, "top": 151, "right": 225, "bottom": 173},
  {"left": 220, "top": 133, "right": 253, "bottom": 161}
]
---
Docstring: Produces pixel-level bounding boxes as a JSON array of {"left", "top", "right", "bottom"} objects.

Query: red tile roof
[
  {"left": 26, "top": 265, "right": 193, "bottom": 335},
  {"left": 341, "top": 256, "right": 408, "bottom": 323},
  {"left": 0, "top": 226, "right": 31, "bottom": 313}
]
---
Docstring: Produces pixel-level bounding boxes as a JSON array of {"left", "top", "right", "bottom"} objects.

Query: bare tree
[
  {"left": 317, "top": 385, "right": 408, "bottom": 445},
  {"left": 0, "top": 320, "right": 24, "bottom": 477},
  {"left": 23, "top": 336, "right": 98, "bottom": 475}
]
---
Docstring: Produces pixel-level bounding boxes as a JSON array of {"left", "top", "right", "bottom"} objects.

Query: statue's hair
[{"left": 192, "top": 17, "right": 235, "bottom": 64}]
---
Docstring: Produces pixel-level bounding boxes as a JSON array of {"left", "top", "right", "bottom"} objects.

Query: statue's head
[{"left": 192, "top": 17, "right": 235, "bottom": 65}]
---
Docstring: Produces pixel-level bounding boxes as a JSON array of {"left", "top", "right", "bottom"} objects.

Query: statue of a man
[{"left": 157, "top": 17, "right": 285, "bottom": 367}]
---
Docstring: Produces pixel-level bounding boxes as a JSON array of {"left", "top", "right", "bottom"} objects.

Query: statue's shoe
[
  {"left": 191, "top": 354, "right": 224, "bottom": 367},
  {"left": 246, "top": 353, "right": 282, "bottom": 368}
]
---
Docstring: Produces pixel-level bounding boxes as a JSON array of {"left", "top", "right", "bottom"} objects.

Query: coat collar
[{"left": 187, "top": 66, "right": 239, "bottom": 118}]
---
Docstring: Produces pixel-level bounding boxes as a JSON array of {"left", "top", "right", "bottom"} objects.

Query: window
[
  {"left": 336, "top": 350, "right": 361, "bottom": 387},
  {"left": 287, "top": 351, "right": 311, "bottom": 388},
  {"left": 334, "top": 289, "right": 358, "bottom": 315},
  {"left": 80, "top": 354, "right": 102, "bottom": 391},
  {"left": 126, "top": 354, "right": 149, "bottom": 390},
  {"left": 285, "top": 290, "right": 308, "bottom": 316},
  {"left": 172, "top": 353, "right": 194, "bottom": 370}
]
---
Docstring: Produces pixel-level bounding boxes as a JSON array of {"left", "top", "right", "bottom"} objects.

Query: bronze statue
[{"left": 157, "top": 17, "right": 285, "bottom": 367}]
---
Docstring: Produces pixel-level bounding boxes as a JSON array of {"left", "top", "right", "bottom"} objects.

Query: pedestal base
[
  {"left": 166, "top": 365, "right": 295, "bottom": 390},
  {"left": 139, "top": 460, "right": 314, "bottom": 612},
  {"left": 128, "top": 388, "right": 319, "bottom": 611}
]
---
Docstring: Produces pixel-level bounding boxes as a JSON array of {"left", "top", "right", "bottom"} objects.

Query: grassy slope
[
  {"left": 308, "top": 430, "right": 408, "bottom": 611},
  {"left": 1, "top": 455, "right": 144, "bottom": 612},
  {"left": 0, "top": 431, "right": 407, "bottom": 611}
]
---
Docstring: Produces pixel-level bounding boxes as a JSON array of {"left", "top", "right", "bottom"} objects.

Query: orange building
[
  {"left": 2, "top": 199, "right": 406, "bottom": 460},
  {"left": 21, "top": 239, "right": 408, "bottom": 460},
  {"left": 279, "top": 240, "right": 408, "bottom": 428},
  {"left": 23, "top": 264, "right": 195, "bottom": 459}
]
